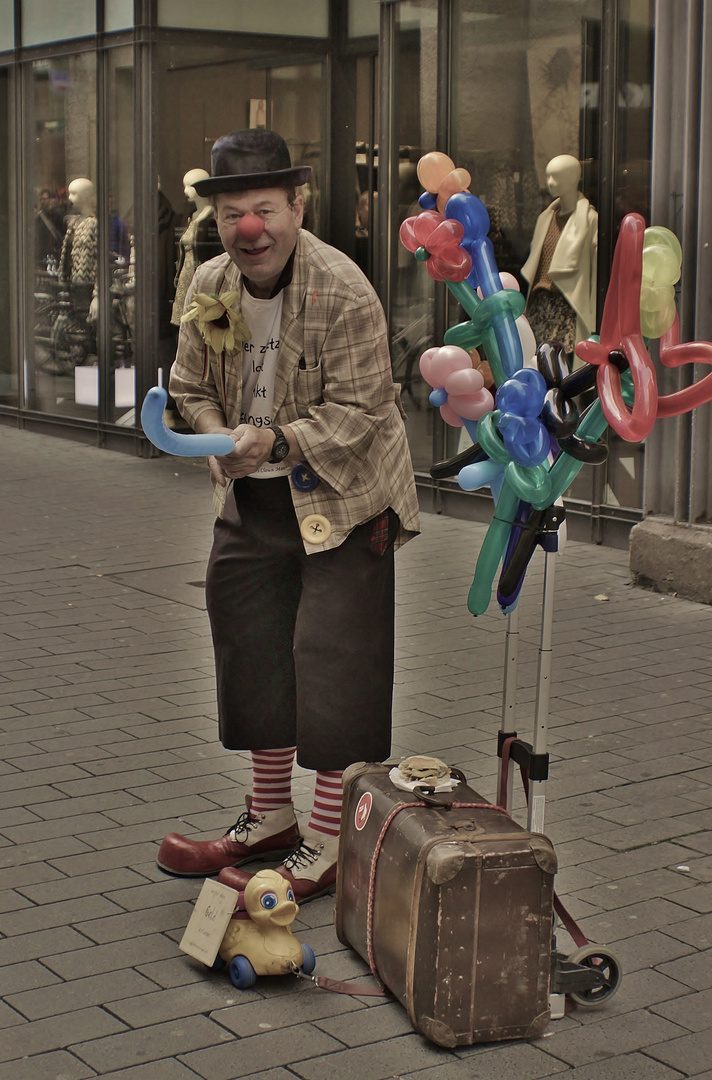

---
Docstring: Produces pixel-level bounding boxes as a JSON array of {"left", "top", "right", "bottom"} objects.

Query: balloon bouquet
[{"left": 400, "top": 150, "right": 712, "bottom": 616}]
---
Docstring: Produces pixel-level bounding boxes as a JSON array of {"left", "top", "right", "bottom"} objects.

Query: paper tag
[{"left": 179, "top": 880, "right": 238, "bottom": 966}]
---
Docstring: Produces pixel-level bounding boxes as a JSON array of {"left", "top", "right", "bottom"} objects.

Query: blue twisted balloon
[{"left": 140, "top": 386, "right": 236, "bottom": 457}]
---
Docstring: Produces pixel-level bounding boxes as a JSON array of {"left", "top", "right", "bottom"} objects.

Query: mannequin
[
  {"left": 521, "top": 156, "right": 597, "bottom": 353},
  {"left": 171, "top": 168, "right": 222, "bottom": 325},
  {"left": 58, "top": 178, "right": 98, "bottom": 288}
]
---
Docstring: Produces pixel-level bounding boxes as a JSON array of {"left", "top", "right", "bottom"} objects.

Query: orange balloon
[
  {"left": 417, "top": 152, "right": 456, "bottom": 193},
  {"left": 435, "top": 169, "right": 471, "bottom": 213}
]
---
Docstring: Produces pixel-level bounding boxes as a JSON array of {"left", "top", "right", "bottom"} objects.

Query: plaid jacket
[{"left": 169, "top": 229, "right": 420, "bottom": 552}]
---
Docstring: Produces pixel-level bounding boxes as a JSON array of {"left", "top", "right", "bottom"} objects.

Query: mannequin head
[
  {"left": 545, "top": 156, "right": 581, "bottom": 213},
  {"left": 67, "top": 177, "right": 96, "bottom": 216},
  {"left": 183, "top": 168, "right": 211, "bottom": 213}
]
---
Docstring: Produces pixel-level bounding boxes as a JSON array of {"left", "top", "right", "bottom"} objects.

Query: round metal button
[
  {"left": 291, "top": 464, "right": 320, "bottom": 492},
  {"left": 300, "top": 514, "right": 332, "bottom": 545}
]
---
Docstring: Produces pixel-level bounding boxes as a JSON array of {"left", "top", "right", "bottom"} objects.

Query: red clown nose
[{"left": 236, "top": 214, "right": 265, "bottom": 241}]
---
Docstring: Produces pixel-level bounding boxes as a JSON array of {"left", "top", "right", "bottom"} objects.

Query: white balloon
[{"left": 516, "top": 315, "right": 537, "bottom": 368}]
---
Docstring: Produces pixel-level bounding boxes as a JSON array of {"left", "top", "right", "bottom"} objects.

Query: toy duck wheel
[{"left": 229, "top": 954, "right": 257, "bottom": 989}]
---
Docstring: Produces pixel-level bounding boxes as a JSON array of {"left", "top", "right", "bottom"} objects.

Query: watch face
[{"left": 269, "top": 427, "right": 289, "bottom": 463}]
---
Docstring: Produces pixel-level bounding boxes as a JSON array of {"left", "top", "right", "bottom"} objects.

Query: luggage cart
[{"left": 494, "top": 506, "right": 623, "bottom": 1011}]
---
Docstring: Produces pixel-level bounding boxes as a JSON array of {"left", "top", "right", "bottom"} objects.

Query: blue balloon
[
  {"left": 496, "top": 370, "right": 547, "bottom": 418},
  {"left": 458, "top": 459, "right": 504, "bottom": 491},
  {"left": 445, "top": 191, "right": 490, "bottom": 241},
  {"left": 141, "top": 386, "right": 236, "bottom": 457},
  {"left": 418, "top": 191, "right": 437, "bottom": 210},
  {"left": 499, "top": 414, "right": 550, "bottom": 467},
  {"left": 429, "top": 387, "right": 448, "bottom": 407}
]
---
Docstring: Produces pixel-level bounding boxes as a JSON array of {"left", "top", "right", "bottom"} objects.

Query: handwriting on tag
[{"left": 179, "top": 879, "right": 238, "bottom": 966}]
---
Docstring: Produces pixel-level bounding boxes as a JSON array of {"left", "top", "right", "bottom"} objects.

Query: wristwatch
[{"left": 268, "top": 425, "right": 290, "bottom": 464}]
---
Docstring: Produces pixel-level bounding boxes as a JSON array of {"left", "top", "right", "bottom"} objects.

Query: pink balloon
[
  {"left": 444, "top": 367, "right": 485, "bottom": 396},
  {"left": 448, "top": 389, "right": 494, "bottom": 421},
  {"left": 418, "top": 347, "right": 440, "bottom": 383},
  {"left": 427, "top": 345, "right": 472, "bottom": 386},
  {"left": 439, "top": 401, "right": 464, "bottom": 427}
]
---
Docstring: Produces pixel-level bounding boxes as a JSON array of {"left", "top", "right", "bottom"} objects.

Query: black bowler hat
[{"left": 192, "top": 129, "right": 312, "bottom": 196}]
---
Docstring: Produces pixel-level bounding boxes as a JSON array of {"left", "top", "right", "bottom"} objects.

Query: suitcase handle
[{"left": 413, "top": 767, "right": 468, "bottom": 808}]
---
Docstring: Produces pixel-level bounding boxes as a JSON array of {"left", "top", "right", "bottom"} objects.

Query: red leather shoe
[
  {"left": 156, "top": 803, "right": 300, "bottom": 877},
  {"left": 217, "top": 829, "right": 338, "bottom": 904}
]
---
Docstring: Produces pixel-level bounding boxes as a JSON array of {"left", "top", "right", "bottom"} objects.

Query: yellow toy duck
[{"left": 217, "top": 868, "right": 316, "bottom": 989}]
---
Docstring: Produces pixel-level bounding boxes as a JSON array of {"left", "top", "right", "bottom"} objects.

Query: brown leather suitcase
[{"left": 335, "top": 761, "right": 557, "bottom": 1048}]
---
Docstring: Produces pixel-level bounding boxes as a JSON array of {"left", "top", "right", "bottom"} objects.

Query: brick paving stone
[
  {"left": 531, "top": 1009, "right": 689, "bottom": 1068},
  {"left": 0, "top": 1050, "right": 95, "bottom": 1080},
  {"left": 42, "top": 932, "right": 180, "bottom": 980},
  {"left": 7, "top": 968, "right": 158, "bottom": 1021},
  {"left": 82, "top": 1062, "right": 213, "bottom": 1080},
  {"left": 107, "top": 980, "right": 261, "bottom": 1028},
  {"left": 658, "top": 948, "right": 712, "bottom": 991},
  {"left": 0, "top": 1005, "right": 127, "bottom": 1063},
  {"left": 70, "top": 1014, "right": 233, "bottom": 1072},
  {"left": 647, "top": 1030, "right": 712, "bottom": 1075},
  {"left": 182, "top": 1023, "right": 380, "bottom": 1080},
  {"left": 211, "top": 986, "right": 366, "bottom": 1038}
]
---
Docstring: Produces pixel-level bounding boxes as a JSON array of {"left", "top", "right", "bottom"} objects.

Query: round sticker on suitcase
[{"left": 354, "top": 791, "right": 372, "bottom": 831}]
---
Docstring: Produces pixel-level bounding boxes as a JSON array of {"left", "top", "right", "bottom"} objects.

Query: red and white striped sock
[
  {"left": 307, "top": 770, "right": 344, "bottom": 838},
  {"left": 250, "top": 747, "right": 296, "bottom": 814}
]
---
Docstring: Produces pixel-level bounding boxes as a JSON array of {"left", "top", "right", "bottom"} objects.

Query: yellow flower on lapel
[{"left": 181, "top": 290, "right": 251, "bottom": 354}]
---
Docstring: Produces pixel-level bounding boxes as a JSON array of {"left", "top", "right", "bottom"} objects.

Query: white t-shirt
[{"left": 239, "top": 289, "right": 289, "bottom": 479}]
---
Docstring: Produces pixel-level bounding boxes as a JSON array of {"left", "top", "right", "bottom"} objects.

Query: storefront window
[
  {"left": 0, "top": 6, "right": 14, "bottom": 51},
  {"left": 28, "top": 53, "right": 98, "bottom": 419},
  {"left": 107, "top": 45, "right": 135, "bottom": 424},
  {"left": 22, "top": 0, "right": 95, "bottom": 45},
  {"left": 156, "top": 40, "right": 325, "bottom": 396},
  {"left": 0, "top": 66, "right": 14, "bottom": 406},
  {"left": 390, "top": 0, "right": 438, "bottom": 472},
  {"left": 157, "top": 0, "right": 328, "bottom": 36}
]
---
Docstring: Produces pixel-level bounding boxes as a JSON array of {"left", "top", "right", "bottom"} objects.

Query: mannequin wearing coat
[
  {"left": 171, "top": 169, "right": 222, "bottom": 325},
  {"left": 521, "top": 156, "right": 597, "bottom": 353}
]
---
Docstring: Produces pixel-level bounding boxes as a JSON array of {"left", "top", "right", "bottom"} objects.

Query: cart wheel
[
  {"left": 567, "top": 945, "right": 622, "bottom": 1007},
  {"left": 210, "top": 955, "right": 226, "bottom": 972},
  {"left": 300, "top": 943, "right": 316, "bottom": 975},
  {"left": 229, "top": 954, "right": 257, "bottom": 989}
]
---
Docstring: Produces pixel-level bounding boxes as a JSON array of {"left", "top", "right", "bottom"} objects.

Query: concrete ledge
[{"left": 630, "top": 516, "right": 712, "bottom": 604}]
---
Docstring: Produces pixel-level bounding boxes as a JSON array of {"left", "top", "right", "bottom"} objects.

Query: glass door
[{"left": 26, "top": 52, "right": 99, "bottom": 419}]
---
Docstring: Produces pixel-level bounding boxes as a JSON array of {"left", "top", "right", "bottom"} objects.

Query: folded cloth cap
[{"left": 193, "top": 129, "right": 311, "bottom": 196}]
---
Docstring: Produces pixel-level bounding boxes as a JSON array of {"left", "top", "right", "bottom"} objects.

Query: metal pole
[
  {"left": 496, "top": 606, "right": 519, "bottom": 812},
  {"left": 528, "top": 549, "right": 556, "bottom": 835}
]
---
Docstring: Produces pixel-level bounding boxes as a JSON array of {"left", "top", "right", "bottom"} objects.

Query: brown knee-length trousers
[{"left": 205, "top": 477, "right": 399, "bottom": 771}]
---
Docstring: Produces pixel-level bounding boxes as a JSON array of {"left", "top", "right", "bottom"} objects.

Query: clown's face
[{"left": 215, "top": 187, "right": 303, "bottom": 297}]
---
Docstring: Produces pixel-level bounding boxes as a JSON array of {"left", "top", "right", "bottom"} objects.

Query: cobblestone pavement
[{"left": 2, "top": 424, "right": 712, "bottom": 1080}]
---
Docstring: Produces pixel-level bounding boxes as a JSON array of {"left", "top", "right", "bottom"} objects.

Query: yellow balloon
[
  {"left": 641, "top": 297, "right": 676, "bottom": 339},
  {"left": 643, "top": 226, "right": 682, "bottom": 265},
  {"left": 641, "top": 244, "right": 681, "bottom": 287},
  {"left": 640, "top": 282, "right": 674, "bottom": 313},
  {"left": 417, "top": 152, "right": 456, "bottom": 193}
]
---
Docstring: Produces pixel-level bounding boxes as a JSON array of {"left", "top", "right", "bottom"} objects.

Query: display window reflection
[
  {"left": 0, "top": 67, "right": 14, "bottom": 407},
  {"left": 390, "top": 0, "right": 438, "bottom": 473},
  {"left": 29, "top": 53, "right": 98, "bottom": 417},
  {"left": 107, "top": 45, "right": 135, "bottom": 424},
  {"left": 156, "top": 41, "right": 323, "bottom": 408}
]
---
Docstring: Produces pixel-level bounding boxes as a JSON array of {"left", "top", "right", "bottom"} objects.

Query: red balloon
[
  {"left": 576, "top": 214, "right": 658, "bottom": 442},
  {"left": 656, "top": 314, "right": 712, "bottom": 417}
]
